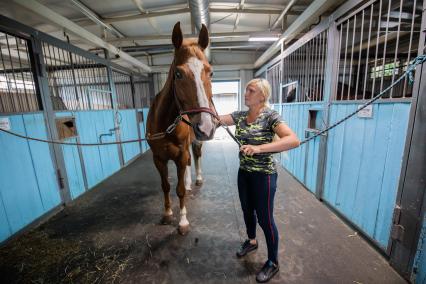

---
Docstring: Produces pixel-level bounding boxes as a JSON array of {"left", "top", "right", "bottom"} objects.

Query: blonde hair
[{"left": 246, "top": 78, "right": 272, "bottom": 107}]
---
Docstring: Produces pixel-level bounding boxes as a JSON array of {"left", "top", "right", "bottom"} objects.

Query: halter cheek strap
[{"left": 172, "top": 80, "right": 220, "bottom": 126}]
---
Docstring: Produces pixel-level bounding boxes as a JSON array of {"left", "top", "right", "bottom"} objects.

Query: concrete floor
[{"left": 0, "top": 140, "right": 407, "bottom": 283}]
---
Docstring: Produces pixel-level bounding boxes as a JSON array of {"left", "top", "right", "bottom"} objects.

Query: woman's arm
[
  {"left": 218, "top": 114, "right": 235, "bottom": 126},
  {"left": 240, "top": 122, "right": 300, "bottom": 155}
]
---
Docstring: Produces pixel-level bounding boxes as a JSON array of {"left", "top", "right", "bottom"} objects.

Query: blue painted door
[
  {"left": 280, "top": 103, "right": 323, "bottom": 194},
  {"left": 75, "top": 110, "right": 121, "bottom": 188},
  {"left": 323, "top": 102, "right": 410, "bottom": 249},
  {"left": 119, "top": 110, "right": 141, "bottom": 163},
  {"left": 0, "top": 113, "right": 61, "bottom": 242}
]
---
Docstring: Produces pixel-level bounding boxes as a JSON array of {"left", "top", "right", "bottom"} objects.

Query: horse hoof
[
  {"left": 161, "top": 215, "right": 173, "bottom": 225},
  {"left": 178, "top": 225, "right": 189, "bottom": 235},
  {"left": 195, "top": 179, "right": 203, "bottom": 186}
]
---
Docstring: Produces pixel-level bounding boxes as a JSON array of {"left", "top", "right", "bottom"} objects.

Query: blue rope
[{"left": 300, "top": 54, "right": 426, "bottom": 145}]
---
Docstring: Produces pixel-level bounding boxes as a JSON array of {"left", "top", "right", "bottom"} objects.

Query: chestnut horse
[{"left": 146, "top": 22, "right": 216, "bottom": 235}]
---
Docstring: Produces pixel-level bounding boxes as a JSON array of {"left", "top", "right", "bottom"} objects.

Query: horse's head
[{"left": 171, "top": 22, "right": 216, "bottom": 141}]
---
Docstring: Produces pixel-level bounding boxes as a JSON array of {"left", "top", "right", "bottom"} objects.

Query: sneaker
[
  {"left": 236, "top": 239, "right": 258, "bottom": 257},
  {"left": 256, "top": 260, "right": 279, "bottom": 283}
]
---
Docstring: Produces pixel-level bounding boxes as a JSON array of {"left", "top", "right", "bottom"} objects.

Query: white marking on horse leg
[
  {"left": 195, "top": 157, "right": 202, "bottom": 182},
  {"left": 164, "top": 208, "right": 173, "bottom": 216},
  {"left": 184, "top": 165, "right": 192, "bottom": 191},
  {"left": 179, "top": 206, "right": 189, "bottom": 227},
  {"left": 187, "top": 57, "right": 214, "bottom": 136}
]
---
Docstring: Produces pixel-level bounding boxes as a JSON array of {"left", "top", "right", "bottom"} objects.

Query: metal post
[
  {"left": 389, "top": 0, "right": 426, "bottom": 278},
  {"left": 109, "top": 67, "right": 124, "bottom": 166},
  {"left": 315, "top": 21, "right": 340, "bottom": 200},
  {"left": 104, "top": 50, "right": 125, "bottom": 167},
  {"left": 29, "top": 37, "right": 72, "bottom": 203}
]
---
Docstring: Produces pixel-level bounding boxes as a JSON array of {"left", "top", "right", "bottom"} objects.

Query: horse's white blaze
[
  {"left": 164, "top": 208, "right": 173, "bottom": 216},
  {"left": 184, "top": 165, "right": 192, "bottom": 191},
  {"left": 179, "top": 206, "right": 189, "bottom": 227},
  {"left": 187, "top": 57, "right": 213, "bottom": 136},
  {"left": 195, "top": 157, "right": 202, "bottom": 182}
]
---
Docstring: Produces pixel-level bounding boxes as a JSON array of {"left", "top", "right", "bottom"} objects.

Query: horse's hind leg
[
  {"left": 192, "top": 140, "right": 203, "bottom": 186},
  {"left": 153, "top": 156, "right": 173, "bottom": 224}
]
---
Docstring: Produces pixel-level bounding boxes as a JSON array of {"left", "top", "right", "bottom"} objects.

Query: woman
[{"left": 219, "top": 78, "right": 300, "bottom": 283}]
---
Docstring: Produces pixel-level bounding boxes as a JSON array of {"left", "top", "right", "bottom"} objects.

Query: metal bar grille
[
  {"left": 112, "top": 70, "right": 134, "bottom": 109},
  {"left": 335, "top": 0, "right": 422, "bottom": 101},
  {"left": 42, "top": 42, "right": 112, "bottom": 111},
  {"left": 266, "top": 63, "right": 281, "bottom": 104},
  {"left": 281, "top": 31, "right": 328, "bottom": 103},
  {"left": 133, "top": 77, "right": 151, "bottom": 108},
  {"left": 0, "top": 32, "right": 39, "bottom": 113}
]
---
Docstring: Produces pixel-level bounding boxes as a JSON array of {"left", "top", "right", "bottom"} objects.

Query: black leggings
[{"left": 237, "top": 168, "right": 279, "bottom": 263}]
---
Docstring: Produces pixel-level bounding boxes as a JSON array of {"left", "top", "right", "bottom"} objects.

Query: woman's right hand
[{"left": 219, "top": 114, "right": 235, "bottom": 126}]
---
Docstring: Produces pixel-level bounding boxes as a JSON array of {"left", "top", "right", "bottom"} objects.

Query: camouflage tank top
[{"left": 231, "top": 107, "right": 283, "bottom": 174}]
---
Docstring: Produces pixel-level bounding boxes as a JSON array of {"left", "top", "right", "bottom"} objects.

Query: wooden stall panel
[
  {"left": 323, "top": 102, "right": 410, "bottom": 248},
  {"left": 119, "top": 109, "right": 140, "bottom": 164}
]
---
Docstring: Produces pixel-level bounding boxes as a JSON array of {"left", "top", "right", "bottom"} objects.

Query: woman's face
[{"left": 244, "top": 84, "right": 265, "bottom": 108}]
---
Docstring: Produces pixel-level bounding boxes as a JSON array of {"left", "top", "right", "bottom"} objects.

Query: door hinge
[
  {"left": 393, "top": 205, "right": 402, "bottom": 222},
  {"left": 391, "top": 224, "right": 405, "bottom": 242},
  {"left": 56, "top": 169, "right": 64, "bottom": 189}
]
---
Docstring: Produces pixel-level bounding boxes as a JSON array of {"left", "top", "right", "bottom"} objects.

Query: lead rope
[{"left": 1, "top": 55, "right": 425, "bottom": 147}]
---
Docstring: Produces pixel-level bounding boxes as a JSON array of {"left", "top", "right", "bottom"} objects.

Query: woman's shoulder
[
  {"left": 262, "top": 107, "right": 279, "bottom": 117},
  {"left": 232, "top": 110, "right": 248, "bottom": 118},
  {"left": 231, "top": 110, "right": 248, "bottom": 123}
]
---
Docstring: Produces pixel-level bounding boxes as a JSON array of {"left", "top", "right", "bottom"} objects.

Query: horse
[{"left": 146, "top": 22, "right": 216, "bottom": 235}]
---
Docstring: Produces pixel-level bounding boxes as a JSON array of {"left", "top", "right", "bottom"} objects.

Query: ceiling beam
[
  {"left": 254, "top": 0, "right": 344, "bottom": 68},
  {"left": 150, "top": 63, "right": 254, "bottom": 73},
  {"left": 210, "top": 8, "right": 295, "bottom": 15},
  {"left": 100, "top": 8, "right": 191, "bottom": 24},
  {"left": 13, "top": 0, "right": 151, "bottom": 73},
  {"left": 72, "top": 7, "right": 295, "bottom": 26},
  {"left": 69, "top": 0, "right": 125, "bottom": 38},
  {"left": 270, "top": 0, "right": 298, "bottom": 31},
  {"left": 233, "top": 0, "right": 245, "bottom": 32},
  {"left": 132, "top": 0, "right": 163, "bottom": 34},
  {"left": 104, "top": 31, "right": 282, "bottom": 45}
]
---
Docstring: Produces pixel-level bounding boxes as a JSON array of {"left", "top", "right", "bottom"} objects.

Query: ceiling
[{"left": 0, "top": 0, "right": 342, "bottom": 73}]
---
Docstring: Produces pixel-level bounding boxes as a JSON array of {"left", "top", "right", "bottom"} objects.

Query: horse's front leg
[
  {"left": 153, "top": 156, "right": 173, "bottom": 224},
  {"left": 175, "top": 154, "right": 190, "bottom": 235},
  {"left": 192, "top": 140, "right": 203, "bottom": 186}
]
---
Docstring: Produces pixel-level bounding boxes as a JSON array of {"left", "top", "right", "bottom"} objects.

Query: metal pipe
[
  {"left": 69, "top": 0, "right": 125, "bottom": 38},
  {"left": 270, "top": 0, "right": 297, "bottom": 31},
  {"left": 189, "top": 0, "right": 211, "bottom": 60}
]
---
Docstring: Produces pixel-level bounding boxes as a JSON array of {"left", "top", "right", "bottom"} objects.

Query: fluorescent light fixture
[{"left": 248, "top": 36, "right": 279, "bottom": 42}]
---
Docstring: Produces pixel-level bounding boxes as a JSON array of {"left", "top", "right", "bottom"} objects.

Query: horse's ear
[
  {"left": 198, "top": 24, "right": 209, "bottom": 50},
  {"left": 172, "top": 22, "right": 183, "bottom": 49}
]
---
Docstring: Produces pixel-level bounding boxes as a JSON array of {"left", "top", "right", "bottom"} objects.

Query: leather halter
[{"left": 171, "top": 68, "right": 220, "bottom": 127}]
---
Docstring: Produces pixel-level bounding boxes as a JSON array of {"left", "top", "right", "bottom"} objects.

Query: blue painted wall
[
  {"left": 0, "top": 113, "right": 61, "bottom": 242},
  {"left": 75, "top": 110, "right": 121, "bottom": 189},
  {"left": 118, "top": 110, "right": 141, "bottom": 163},
  {"left": 279, "top": 103, "right": 323, "bottom": 193},
  {"left": 1, "top": 108, "right": 150, "bottom": 243},
  {"left": 323, "top": 102, "right": 410, "bottom": 248}
]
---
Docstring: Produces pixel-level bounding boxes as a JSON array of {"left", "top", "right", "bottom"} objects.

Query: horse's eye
[
  {"left": 210, "top": 71, "right": 214, "bottom": 78},
  {"left": 175, "top": 70, "right": 183, "bottom": 79}
]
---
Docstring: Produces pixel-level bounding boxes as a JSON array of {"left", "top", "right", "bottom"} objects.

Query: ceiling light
[{"left": 248, "top": 36, "right": 279, "bottom": 42}]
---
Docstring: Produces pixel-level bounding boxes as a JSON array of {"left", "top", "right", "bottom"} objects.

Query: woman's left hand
[{"left": 240, "top": 145, "right": 261, "bottom": 156}]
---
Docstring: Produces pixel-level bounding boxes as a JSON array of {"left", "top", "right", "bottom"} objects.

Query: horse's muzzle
[{"left": 194, "top": 122, "right": 215, "bottom": 141}]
